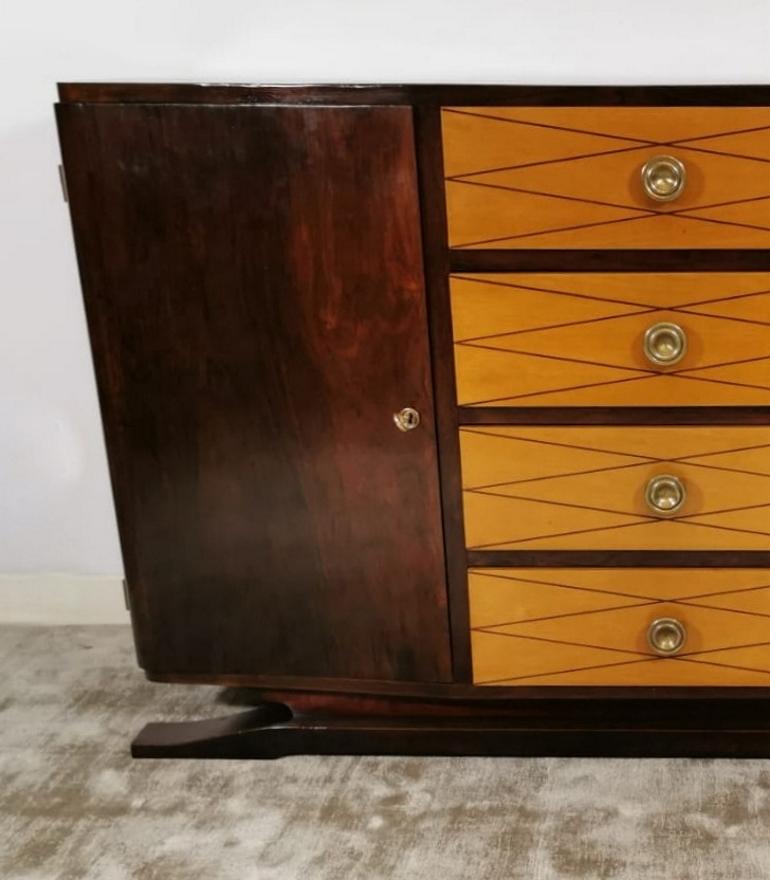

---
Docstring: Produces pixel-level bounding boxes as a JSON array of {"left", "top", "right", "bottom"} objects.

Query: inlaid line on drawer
[{"left": 450, "top": 250, "right": 770, "bottom": 274}]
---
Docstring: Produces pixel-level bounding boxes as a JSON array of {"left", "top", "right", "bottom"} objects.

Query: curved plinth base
[{"left": 131, "top": 695, "right": 770, "bottom": 759}]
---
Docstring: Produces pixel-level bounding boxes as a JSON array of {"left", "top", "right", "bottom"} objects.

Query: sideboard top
[{"left": 57, "top": 82, "right": 770, "bottom": 106}]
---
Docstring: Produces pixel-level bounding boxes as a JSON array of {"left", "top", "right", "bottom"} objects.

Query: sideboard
[{"left": 56, "top": 83, "right": 770, "bottom": 757}]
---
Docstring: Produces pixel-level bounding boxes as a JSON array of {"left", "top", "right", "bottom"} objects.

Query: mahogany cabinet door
[{"left": 57, "top": 103, "right": 452, "bottom": 682}]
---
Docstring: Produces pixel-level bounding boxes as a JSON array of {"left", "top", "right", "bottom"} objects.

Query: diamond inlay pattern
[
  {"left": 460, "top": 426, "right": 770, "bottom": 550},
  {"left": 451, "top": 273, "right": 770, "bottom": 406},
  {"left": 442, "top": 106, "right": 770, "bottom": 248},
  {"left": 447, "top": 106, "right": 770, "bottom": 689},
  {"left": 470, "top": 568, "right": 770, "bottom": 685}
]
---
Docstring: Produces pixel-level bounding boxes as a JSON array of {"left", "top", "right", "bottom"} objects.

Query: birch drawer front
[
  {"left": 442, "top": 106, "right": 770, "bottom": 249},
  {"left": 469, "top": 568, "right": 770, "bottom": 686},
  {"left": 451, "top": 272, "right": 770, "bottom": 407},
  {"left": 460, "top": 425, "right": 770, "bottom": 550}
]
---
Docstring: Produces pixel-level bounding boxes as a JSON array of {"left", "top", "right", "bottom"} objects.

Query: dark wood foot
[
  {"left": 131, "top": 702, "right": 293, "bottom": 758},
  {"left": 132, "top": 694, "right": 770, "bottom": 759}
]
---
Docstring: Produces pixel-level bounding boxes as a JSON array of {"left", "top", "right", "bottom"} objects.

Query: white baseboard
[{"left": 0, "top": 574, "right": 130, "bottom": 624}]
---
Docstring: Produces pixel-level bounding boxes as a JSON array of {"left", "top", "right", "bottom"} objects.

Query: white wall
[{"left": 2, "top": 0, "right": 770, "bottom": 620}]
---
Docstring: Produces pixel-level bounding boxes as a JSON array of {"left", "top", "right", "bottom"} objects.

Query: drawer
[
  {"left": 469, "top": 567, "right": 770, "bottom": 685},
  {"left": 451, "top": 272, "right": 770, "bottom": 407},
  {"left": 442, "top": 106, "right": 770, "bottom": 249},
  {"left": 460, "top": 425, "right": 770, "bottom": 550}
]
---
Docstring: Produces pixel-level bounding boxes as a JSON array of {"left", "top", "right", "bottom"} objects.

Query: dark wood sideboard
[{"left": 56, "top": 83, "right": 770, "bottom": 758}]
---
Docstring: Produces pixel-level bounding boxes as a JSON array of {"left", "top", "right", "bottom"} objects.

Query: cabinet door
[{"left": 57, "top": 103, "right": 451, "bottom": 682}]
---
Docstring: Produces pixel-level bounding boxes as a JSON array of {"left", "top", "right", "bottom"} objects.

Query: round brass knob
[
  {"left": 393, "top": 407, "right": 420, "bottom": 432},
  {"left": 645, "top": 474, "right": 686, "bottom": 516},
  {"left": 643, "top": 321, "right": 687, "bottom": 367},
  {"left": 647, "top": 617, "right": 687, "bottom": 656},
  {"left": 641, "top": 155, "right": 687, "bottom": 202}
]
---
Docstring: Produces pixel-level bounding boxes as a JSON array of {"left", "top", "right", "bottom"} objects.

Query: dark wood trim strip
[
  {"left": 59, "top": 83, "right": 770, "bottom": 106},
  {"left": 413, "top": 105, "right": 472, "bottom": 682},
  {"left": 450, "top": 250, "right": 770, "bottom": 273},
  {"left": 467, "top": 550, "right": 770, "bottom": 567},
  {"left": 145, "top": 668, "right": 770, "bottom": 702},
  {"left": 458, "top": 406, "right": 770, "bottom": 425},
  {"left": 130, "top": 700, "right": 770, "bottom": 758},
  {"left": 246, "top": 690, "right": 770, "bottom": 719}
]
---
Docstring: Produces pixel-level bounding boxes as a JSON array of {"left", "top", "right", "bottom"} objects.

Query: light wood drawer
[
  {"left": 469, "top": 567, "right": 770, "bottom": 685},
  {"left": 442, "top": 106, "right": 770, "bottom": 249},
  {"left": 451, "top": 272, "right": 770, "bottom": 407},
  {"left": 460, "top": 425, "right": 770, "bottom": 550}
]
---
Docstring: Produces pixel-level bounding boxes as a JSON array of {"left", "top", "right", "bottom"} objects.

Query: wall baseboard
[{"left": 0, "top": 574, "right": 130, "bottom": 624}]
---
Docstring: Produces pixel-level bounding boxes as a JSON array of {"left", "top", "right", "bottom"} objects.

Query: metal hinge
[
  {"left": 58, "top": 164, "right": 68, "bottom": 202},
  {"left": 122, "top": 578, "right": 131, "bottom": 611}
]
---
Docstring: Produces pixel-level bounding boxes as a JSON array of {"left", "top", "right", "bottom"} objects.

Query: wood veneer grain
[
  {"left": 469, "top": 567, "right": 770, "bottom": 686},
  {"left": 443, "top": 106, "right": 770, "bottom": 249},
  {"left": 57, "top": 102, "right": 452, "bottom": 682},
  {"left": 460, "top": 425, "right": 770, "bottom": 551}
]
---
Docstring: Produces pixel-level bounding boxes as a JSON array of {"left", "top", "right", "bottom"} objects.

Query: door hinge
[
  {"left": 58, "top": 164, "right": 68, "bottom": 203},
  {"left": 122, "top": 578, "right": 131, "bottom": 611}
]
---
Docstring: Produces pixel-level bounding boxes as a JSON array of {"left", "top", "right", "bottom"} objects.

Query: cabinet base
[{"left": 131, "top": 693, "right": 770, "bottom": 759}]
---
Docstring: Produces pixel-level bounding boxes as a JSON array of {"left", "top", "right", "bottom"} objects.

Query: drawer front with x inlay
[
  {"left": 469, "top": 567, "right": 770, "bottom": 686},
  {"left": 460, "top": 426, "right": 770, "bottom": 551},
  {"left": 451, "top": 272, "right": 770, "bottom": 407},
  {"left": 442, "top": 106, "right": 770, "bottom": 249}
]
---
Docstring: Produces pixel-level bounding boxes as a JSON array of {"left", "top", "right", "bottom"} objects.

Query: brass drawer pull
[
  {"left": 647, "top": 617, "right": 687, "bottom": 656},
  {"left": 645, "top": 474, "right": 686, "bottom": 516},
  {"left": 643, "top": 321, "right": 687, "bottom": 366},
  {"left": 641, "top": 155, "right": 687, "bottom": 202},
  {"left": 393, "top": 407, "right": 420, "bottom": 432}
]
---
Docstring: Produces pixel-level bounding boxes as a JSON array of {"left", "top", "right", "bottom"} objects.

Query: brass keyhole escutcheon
[
  {"left": 645, "top": 474, "right": 686, "bottom": 516},
  {"left": 647, "top": 617, "right": 687, "bottom": 656},
  {"left": 643, "top": 322, "right": 687, "bottom": 367},
  {"left": 641, "top": 155, "right": 687, "bottom": 202},
  {"left": 393, "top": 407, "right": 420, "bottom": 432}
]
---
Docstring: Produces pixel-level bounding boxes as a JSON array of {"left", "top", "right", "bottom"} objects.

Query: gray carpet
[{"left": 2, "top": 625, "right": 770, "bottom": 879}]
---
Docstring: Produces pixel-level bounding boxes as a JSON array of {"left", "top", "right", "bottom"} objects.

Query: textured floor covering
[{"left": 2, "top": 625, "right": 770, "bottom": 879}]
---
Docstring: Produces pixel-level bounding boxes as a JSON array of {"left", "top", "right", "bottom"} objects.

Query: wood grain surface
[{"left": 57, "top": 102, "right": 452, "bottom": 682}]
